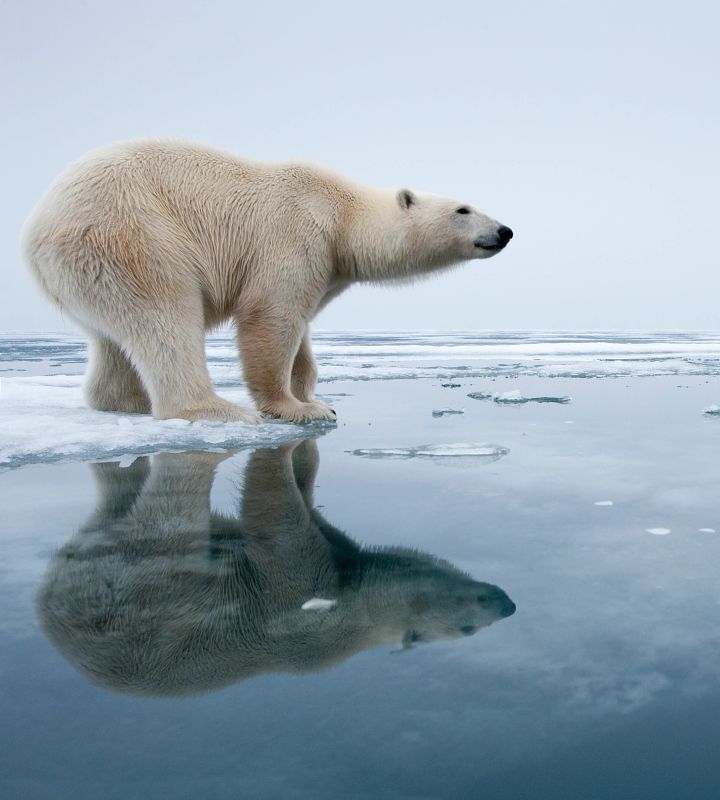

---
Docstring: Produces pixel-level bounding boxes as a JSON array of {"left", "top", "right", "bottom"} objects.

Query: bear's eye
[{"left": 456, "top": 207, "right": 470, "bottom": 215}]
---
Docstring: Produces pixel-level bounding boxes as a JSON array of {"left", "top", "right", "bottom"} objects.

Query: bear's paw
[{"left": 261, "top": 399, "right": 337, "bottom": 424}]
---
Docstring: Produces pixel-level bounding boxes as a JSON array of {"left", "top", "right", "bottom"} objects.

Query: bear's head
[
  {"left": 399, "top": 579, "right": 516, "bottom": 649},
  {"left": 396, "top": 188, "right": 513, "bottom": 264}
]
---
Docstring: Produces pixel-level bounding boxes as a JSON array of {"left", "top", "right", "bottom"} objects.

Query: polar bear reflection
[{"left": 37, "top": 440, "right": 515, "bottom": 697}]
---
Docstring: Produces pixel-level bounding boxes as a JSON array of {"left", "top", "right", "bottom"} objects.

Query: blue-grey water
[{"left": 1, "top": 332, "right": 720, "bottom": 799}]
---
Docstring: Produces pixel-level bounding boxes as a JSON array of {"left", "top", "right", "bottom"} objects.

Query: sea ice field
[{"left": 1, "top": 330, "right": 720, "bottom": 800}]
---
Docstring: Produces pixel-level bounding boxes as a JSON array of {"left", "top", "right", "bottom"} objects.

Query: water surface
[{"left": 1, "top": 332, "right": 719, "bottom": 799}]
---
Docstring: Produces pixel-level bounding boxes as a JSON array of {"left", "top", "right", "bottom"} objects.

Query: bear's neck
[{"left": 337, "top": 189, "right": 456, "bottom": 284}]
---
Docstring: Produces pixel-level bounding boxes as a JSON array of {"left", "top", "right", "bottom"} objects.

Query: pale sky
[{"left": 2, "top": 0, "right": 718, "bottom": 331}]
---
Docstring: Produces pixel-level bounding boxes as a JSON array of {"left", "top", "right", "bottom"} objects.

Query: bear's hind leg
[
  {"left": 118, "top": 305, "right": 262, "bottom": 424},
  {"left": 84, "top": 334, "right": 152, "bottom": 414}
]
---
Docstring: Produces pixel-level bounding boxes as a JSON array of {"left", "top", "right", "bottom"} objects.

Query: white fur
[{"left": 22, "top": 140, "right": 510, "bottom": 423}]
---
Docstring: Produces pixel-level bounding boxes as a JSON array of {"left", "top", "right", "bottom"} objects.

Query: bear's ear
[{"left": 396, "top": 189, "right": 416, "bottom": 211}]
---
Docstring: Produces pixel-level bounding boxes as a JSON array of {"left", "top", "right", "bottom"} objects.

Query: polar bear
[
  {"left": 22, "top": 140, "right": 513, "bottom": 423},
  {"left": 36, "top": 440, "right": 516, "bottom": 697}
]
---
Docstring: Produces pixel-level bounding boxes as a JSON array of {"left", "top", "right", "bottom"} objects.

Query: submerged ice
[
  {"left": 432, "top": 408, "right": 465, "bottom": 417},
  {"left": 492, "top": 390, "right": 572, "bottom": 405},
  {"left": 349, "top": 443, "right": 510, "bottom": 461},
  {"left": 466, "top": 389, "right": 571, "bottom": 404}
]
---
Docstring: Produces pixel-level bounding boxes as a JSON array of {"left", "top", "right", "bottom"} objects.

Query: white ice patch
[
  {"left": 349, "top": 443, "right": 509, "bottom": 461},
  {"left": 0, "top": 374, "right": 305, "bottom": 469},
  {"left": 431, "top": 408, "right": 465, "bottom": 417},
  {"left": 698, "top": 528, "right": 716, "bottom": 533},
  {"left": 645, "top": 528, "right": 671, "bottom": 536},
  {"left": 301, "top": 598, "right": 337, "bottom": 611},
  {"left": 594, "top": 500, "right": 614, "bottom": 506},
  {"left": 310, "top": 335, "right": 720, "bottom": 360}
]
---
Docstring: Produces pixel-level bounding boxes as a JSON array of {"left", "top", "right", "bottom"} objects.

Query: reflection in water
[{"left": 37, "top": 440, "right": 515, "bottom": 697}]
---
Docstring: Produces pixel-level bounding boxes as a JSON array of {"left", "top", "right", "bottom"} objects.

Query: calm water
[{"left": 1, "top": 332, "right": 720, "bottom": 799}]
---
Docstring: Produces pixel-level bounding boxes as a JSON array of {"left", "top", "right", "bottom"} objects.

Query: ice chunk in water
[
  {"left": 301, "top": 598, "right": 337, "bottom": 611},
  {"left": 645, "top": 527, "right": 671, "bottom": 536},
  {"left": 432, "top": 408, "right": 465, "bottom": 417},
  {"left": 703, "top": 405, "right": 720, "bottom": 416},
  {"left": 494, "top": 390, "right": 524, "bottom": 403},
  {"left": 467, "top": 392, "right": 493, "bottom": 401},
  {"left": 349, "top": 443, "right": 509, "bottom": 461},
  {"left": 594, "top": 500, "right": 614, "bottom": 506},
  {"left": 493, "top": 390, "right": 572, "bottom": 405},
  {"left": 698, "top": 528, "right": 716, "bottom": 533}
]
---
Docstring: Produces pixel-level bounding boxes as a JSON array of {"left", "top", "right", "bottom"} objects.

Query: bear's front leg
[{"left": 235, "top": 303, "right": 336, "bottom": 424}]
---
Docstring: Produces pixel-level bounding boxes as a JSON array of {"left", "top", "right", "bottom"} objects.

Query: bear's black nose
[
  {"left": 500, "top": 597, "right": 516, "bottom": 617},
  {"left": 497, "top": 226, "right": 513, "bottom": 246}
]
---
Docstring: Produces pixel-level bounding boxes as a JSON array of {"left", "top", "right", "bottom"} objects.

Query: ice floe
[
  {"left": 465, "top": 390, "right": 572, "bottom": 404},
  {"left": 348, "top": 443, "right": 509, "bottom": 461},
  {"left": 594, "top": 500, "right": 614, "bottom": 506},
  {"left": 301, "top": 598, "right": 338, "bottom": 611},
  {"left": 492, "top": 390, "right": 572, "bottom": 405},
  {"left": 703, "top": 405, "right": 720, "bottom": 416},
  {"left": 0, "top": 373, "right": 308, "bottom": 470},
  {"left": 467, "top": 392, "right": 493, "bottom": 401},
  {"left": 431, "top": 408, "right": 465, "bottom": 417},
  {"left": 645, "top": 528, "right": 671, "bottom": 536}
]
